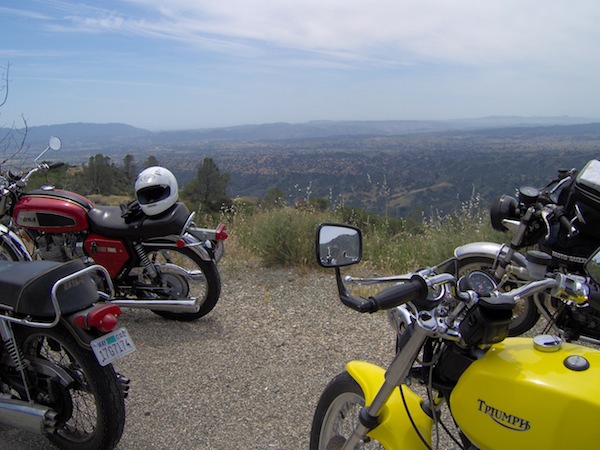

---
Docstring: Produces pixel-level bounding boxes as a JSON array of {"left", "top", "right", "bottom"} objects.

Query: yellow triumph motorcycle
[{"left": 311, "top": 223, "right": 600, "bottom": 450}]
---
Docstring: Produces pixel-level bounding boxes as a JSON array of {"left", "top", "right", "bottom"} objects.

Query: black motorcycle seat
[
  {"left": 87, "top": 202, "right": 191, "bottom": 239},
  {"left": 0, "top": 259, "right": 98, "bottom": 317}
]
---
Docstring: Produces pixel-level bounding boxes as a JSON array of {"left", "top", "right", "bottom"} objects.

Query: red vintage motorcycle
[{"left": 0, "top": 137, "right": 228, "bottom": 321}]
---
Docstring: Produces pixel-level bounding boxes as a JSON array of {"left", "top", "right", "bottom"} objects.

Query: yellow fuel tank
[{"left": 450, "top": 336, "right": 600, "bottom": 449}]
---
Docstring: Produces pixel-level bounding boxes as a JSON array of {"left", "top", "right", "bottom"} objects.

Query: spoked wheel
[
  {"left": 15, "top": 324, "right": 125, "bottom": 450},
  {"left": 310, "top": 371, "right": 384, "bottom": 450},
  {"left": 141, "top": 245, "right": 221, "bottom": 321},
  {"left": 457, "top": 256, "right": 540, "bottom": 336}
]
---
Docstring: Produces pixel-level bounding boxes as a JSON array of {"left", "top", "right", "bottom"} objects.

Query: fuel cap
[
  {"left": 533, "top": 334, "right": 562, "bottom": 352},
  {"left": 564, "top": 355, "right": 590, "bottom": 371}
]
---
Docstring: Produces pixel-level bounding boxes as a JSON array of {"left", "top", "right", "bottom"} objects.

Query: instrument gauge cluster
[{"left": 462, "top": 270, "right": 498, "bottom": 297}]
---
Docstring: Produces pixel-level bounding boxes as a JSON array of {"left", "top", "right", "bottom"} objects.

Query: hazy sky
[{"left": 1, "top": 0, "right": 599, "bottom": 130}]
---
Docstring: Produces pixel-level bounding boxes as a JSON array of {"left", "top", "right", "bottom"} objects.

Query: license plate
[{"left": 91, "top": 327, "right": 136, "bottom": 366}]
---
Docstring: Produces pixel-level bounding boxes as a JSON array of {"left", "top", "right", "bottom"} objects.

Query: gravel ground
[
  {"left": 3, "top": 258, "right": 576, "bottom": 449},
  {"left": 0, "top": 260, "right": 398, "bottom": 450}
]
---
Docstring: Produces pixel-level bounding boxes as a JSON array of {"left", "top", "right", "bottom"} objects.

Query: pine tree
[{"left": 181, "top": 157, "right": 231, "bottom": 213}]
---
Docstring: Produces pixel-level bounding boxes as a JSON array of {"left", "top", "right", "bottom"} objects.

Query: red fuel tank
[{"left": 14, "top": 189, "right": 93, "bottom": 233}]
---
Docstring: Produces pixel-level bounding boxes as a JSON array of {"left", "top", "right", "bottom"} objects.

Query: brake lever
[
  {"left": 566, "top": 216, "right": 579, "bottom": 239},
  {"left": 575, "top": 203, "right": 586, "bottom": 226},
  {"left": 541, "top": 208, "right": 552, "bottom": 240}
]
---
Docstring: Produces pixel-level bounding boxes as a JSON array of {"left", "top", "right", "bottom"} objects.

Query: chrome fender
[
  {"left": 0, "top": 224, "right": 32, "bottom": 261},
  {"left": 454, "top": 241, "right": 527, "bottom": 267},
  {"left": 346, "top": 361, "right": 432, "bottom": 449},
  {"left": 141, "top": 234, "right": 212, "bottom": 261}
]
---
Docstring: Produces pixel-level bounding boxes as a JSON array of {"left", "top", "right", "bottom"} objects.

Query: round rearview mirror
[{"left": 48, "top": 136, "right": 62, "bottom": 151}]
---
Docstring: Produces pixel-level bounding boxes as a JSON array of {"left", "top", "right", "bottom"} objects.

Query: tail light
[
  {"left": 74, "top": 304, "right": 122, "bottom": 333},
  {"left": 215, "top": 223, "right": 228, "bottom": 241}
]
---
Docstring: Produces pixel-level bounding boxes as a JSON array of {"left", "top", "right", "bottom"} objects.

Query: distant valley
[{"left": 7, "top": 117, "right": 600, "bottom": 218}]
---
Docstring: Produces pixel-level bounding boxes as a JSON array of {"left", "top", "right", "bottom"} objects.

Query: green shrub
[
  {"left": 360, "top": 196, "right": 506, "bottom": 273},
  {"left": 229, "top": 197, "right": 507, "bottom": 272},
  {"left": 234, "top": 206, "right": 333, "bottom": 266}
]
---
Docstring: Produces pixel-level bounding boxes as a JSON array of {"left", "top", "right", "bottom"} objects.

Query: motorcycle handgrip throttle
[
  {"left": 48, "top": 162, "right": 65, "bottom": 169},
  {"left": 367, "top": 275, "right": 428, "bottom": 312},
  {"left": 551, "top": 205, "right": 576, "bottom": 235},
  {"left": 558, "top": 214, "right": 578, "bottom": 236}
]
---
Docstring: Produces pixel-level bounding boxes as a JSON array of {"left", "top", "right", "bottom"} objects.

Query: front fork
[{"left": 343, "top": 325, "right": 433, "bottom": 449}]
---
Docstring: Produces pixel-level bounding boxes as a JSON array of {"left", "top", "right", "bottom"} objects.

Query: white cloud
[
  {"left": 110, "top": 0, "right": 600, "bottom": 68},
  {"left": 0, "top": 6, "right": 50, "bottom": 20},
  {"left": 28, "top": 0, "right": 598, "bottom": 73}
]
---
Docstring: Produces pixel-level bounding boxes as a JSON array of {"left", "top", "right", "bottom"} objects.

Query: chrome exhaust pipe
[
  {"left": 0, "top": 398, "right": 57, "bottom": 435},
  {"left": 110, "top": 298, "right": 200, "bottom": 312}
]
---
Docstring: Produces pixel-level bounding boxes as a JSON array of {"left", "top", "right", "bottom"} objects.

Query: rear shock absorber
[
  {"left": 0, "top": 320, "right": 32, "bottom": 401},
  {"left": 133, "top": 243, "right": 158, "bottom": 279},
  {"left": 0, "top": 321, "right": 28, "bottom": 372}
]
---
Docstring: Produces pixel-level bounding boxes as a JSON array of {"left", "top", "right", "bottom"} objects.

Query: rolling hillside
[{"left": 6, "top": 118, "right": 600, "bottom": 218}]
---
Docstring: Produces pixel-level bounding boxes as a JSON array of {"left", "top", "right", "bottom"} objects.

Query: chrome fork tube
[
  {"left": 494, "top": 207, "right": 534, "bottom": 280},
  {"left": 342, "top": 324, "right": 430, "bottom": 450}
]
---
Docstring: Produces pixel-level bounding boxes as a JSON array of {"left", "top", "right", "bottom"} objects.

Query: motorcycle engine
[{"left": 35, "top": 233, "right": 85, "bottom": 262}]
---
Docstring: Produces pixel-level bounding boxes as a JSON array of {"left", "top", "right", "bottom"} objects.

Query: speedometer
[{"left": 466, "top": 271, "right": 498, "bottom": 296}]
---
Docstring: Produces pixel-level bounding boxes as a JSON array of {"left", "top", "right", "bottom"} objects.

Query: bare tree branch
[
  {"left": 0, "top": 62, "right": 9, "bottom": 108},
  {"left": 0, "top": 63, "right": 28, "bottom": 163}
]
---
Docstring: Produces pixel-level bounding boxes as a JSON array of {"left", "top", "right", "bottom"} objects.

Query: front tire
[
  {"left": 310, "top": 371, "right": 384, "bottom": 450},
  {"left": 457, "top": 256, "right": 540, "bottom": 336},
  {"left": 142, "top": 246, "right": 221, "bottom": 321},
  {"left": 0, "top": 238, "right": 24, "bottom": 261},
  {"left": 13, "top": 324, "right": 125, "bottom": 450}
]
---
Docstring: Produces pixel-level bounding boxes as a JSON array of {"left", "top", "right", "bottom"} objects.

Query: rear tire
[
  {"left": 13, "top": 324, "right": 126, "bottom": 450},
  {"left": 142, "top": 246, "right": 221, "bottom": 321}
]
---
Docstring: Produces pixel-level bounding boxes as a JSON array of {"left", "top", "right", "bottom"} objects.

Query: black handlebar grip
[
  {"left": 48, "top": 162, "right": 65, "bottom": 169},
  {"left": 368, "top": 275, "right": 428, "bottom": 311},
  {"left": 340, "top": 294, "right": 379, "bottom": 313}
]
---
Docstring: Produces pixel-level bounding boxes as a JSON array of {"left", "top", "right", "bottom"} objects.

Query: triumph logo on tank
[
  {"left": 17, "top": 211, "right": 39, "bottom": 226},
  {"left": 477, "top": 399, "right": 530, "bottom": 431}
]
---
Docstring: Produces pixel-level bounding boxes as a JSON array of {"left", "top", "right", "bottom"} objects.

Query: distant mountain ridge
[
  {"left": 13, "top": 116, "right": 599, "bottom": 148},
  {"left": 24, "top": 122, "right": 151, "bottom": 144}
]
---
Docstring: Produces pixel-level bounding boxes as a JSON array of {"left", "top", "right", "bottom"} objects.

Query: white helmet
[{"left": 134, "top": 166, "right": 179, "bottom": 216}]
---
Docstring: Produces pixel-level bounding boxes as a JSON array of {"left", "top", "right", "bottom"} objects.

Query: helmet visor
[{"left": 137, "top": 185, "right": 171, "bottom": 205}]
